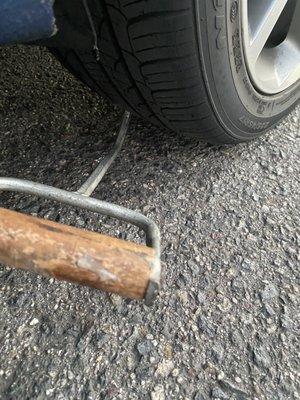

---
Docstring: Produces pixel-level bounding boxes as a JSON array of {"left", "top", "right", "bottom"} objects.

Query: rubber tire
[{"left": 51, "top": 0, "right": 300, "bottom": 144}]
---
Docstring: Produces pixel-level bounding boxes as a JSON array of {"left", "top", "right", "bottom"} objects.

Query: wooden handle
[{"left": 0, "top": 208, "right": 155, "bottom": 300}]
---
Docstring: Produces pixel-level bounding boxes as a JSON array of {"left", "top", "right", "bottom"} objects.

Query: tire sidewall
[{"left": 195, "top": 0, "right": 300, "bottom": 141}]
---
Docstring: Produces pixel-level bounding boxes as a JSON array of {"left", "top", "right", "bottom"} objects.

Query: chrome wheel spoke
[
  {"left": 242, "top": 0, "right": 300, "bottom": 94},
  {"left": 249, "top": 0, "right": 289, "bottom": 63}
]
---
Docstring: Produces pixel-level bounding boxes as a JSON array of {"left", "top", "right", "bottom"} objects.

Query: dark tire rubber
[{"left": 50, "top": 0, "right": 300, "bottom": 144}]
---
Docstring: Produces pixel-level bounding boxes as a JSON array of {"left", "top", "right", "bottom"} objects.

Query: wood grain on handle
[{"left": 0, "top": 208, "right": 154, "bottom": 299}]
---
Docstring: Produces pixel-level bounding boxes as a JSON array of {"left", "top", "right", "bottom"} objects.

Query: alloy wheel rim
[{"left": 242, "top": 0, "right": 300, "bottom": 95}]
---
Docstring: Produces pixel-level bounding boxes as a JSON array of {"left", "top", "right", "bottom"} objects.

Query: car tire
[{"left": 50, "top": 0, "right": 300, "bottom": 144}]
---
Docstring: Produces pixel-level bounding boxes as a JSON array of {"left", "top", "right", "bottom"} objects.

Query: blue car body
[{"left": 0, "top": 0, "right": 56, "bottom": 45}]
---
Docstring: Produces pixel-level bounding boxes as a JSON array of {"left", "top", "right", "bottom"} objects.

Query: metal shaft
[{"left": 77, "top": 111, "right": 130, "bottom": 197}]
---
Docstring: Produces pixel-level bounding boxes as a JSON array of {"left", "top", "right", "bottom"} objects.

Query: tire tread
[{"left": 51, "top": 0, "right": 234, "bottom": 143}]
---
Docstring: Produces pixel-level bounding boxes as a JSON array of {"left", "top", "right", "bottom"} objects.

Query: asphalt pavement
[{"left": 0, "top": 45, "right": 299, "bottom": 400}]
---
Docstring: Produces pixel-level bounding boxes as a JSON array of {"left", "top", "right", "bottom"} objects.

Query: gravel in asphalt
[{"left": 0, "top": 45, "right": 299, "bottom": 400}]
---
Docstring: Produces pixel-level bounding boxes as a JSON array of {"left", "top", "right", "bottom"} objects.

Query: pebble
[
  {"left": 217, "top": 297, "right": 232, "bottom": 312},
  {"left": 217, "top": 372, "right": 225, "bottom": 380},
  {"left": 67, "top": 371, "right": 74, "bottom": 380},
  {"left": 211, "top": 387, "right": 228, "bottom": 399},
  {"left": 155, "top": 360, "right": 174, "bottom": 378},
  {"left": 281, "top": 315, "right": 294, "bottom": 331},
  {"left": 197, "top": 291, "right": 206, "bottom": 304},
  {"left": 241, "top": 259, "right": 253, "bottom": 271},
  {"left": 211, "top": 344, "right": 224, "bottom": 364},
  {"left": 253, "top": 347, "right": 271, "bottom": 369},
  {"left": 137, "top": 340, "right": 152, "bottom": 356},
  {"left": 29, "top": 318, "right": 39, "bottom": 326},
  {"left": 151, "top": 385, "right": 165, "bottom": 400},
  {"left": 260, "top": 284, "right": 279, "bottom": 302},
  {"left": 218, "top": 378, "right": 248, "bottom": 399},
  {"left": 172, "top": 368, "right": 179, "bottom": 377}
]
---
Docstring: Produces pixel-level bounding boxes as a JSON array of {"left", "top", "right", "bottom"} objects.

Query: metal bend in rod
[
  {"left": 0, "top": 178, "right": 160, "bottom": 251},
  {"left": 0, "top": 178, "right": 161, "bottom": 302}
]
